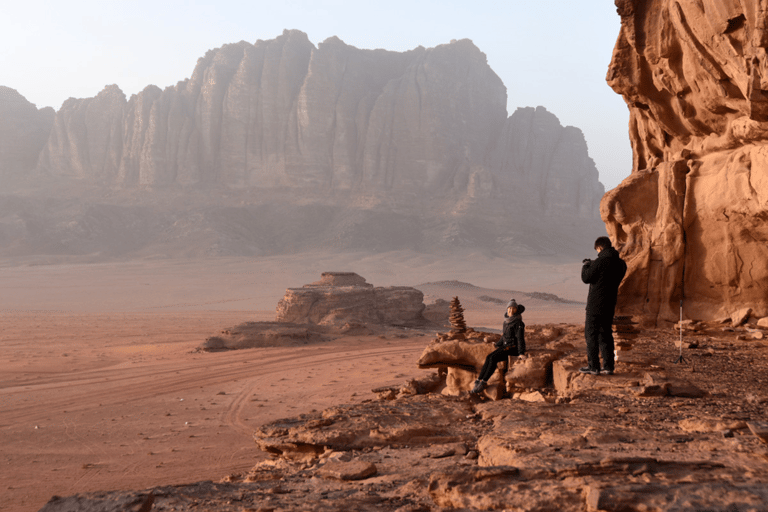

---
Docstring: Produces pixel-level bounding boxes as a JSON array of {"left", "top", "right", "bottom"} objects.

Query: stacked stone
[
  {"left": 449, "top": 296, "right": 467, "bottom": 339},
  {"left": 613, "top": 316, "right": 639, "bottom": 361}
]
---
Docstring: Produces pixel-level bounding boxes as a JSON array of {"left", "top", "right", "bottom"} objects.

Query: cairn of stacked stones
[
  {"left": 613, "top": 316, "right": 639, "bottom": 361},
  {"left": 449, "top": 297, "right": 467, "bottom": 339}
]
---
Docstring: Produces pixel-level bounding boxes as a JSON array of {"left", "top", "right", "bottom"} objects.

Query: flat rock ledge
[
  {"left": 40, "top": 394, "right": 768, "bottom": 512},
  {"left": 416, "top": 324, "right": 708, "bottom": 401}
]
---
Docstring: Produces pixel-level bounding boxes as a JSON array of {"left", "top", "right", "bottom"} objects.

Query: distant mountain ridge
[{"left": 0, "top": 30, "right": 606, "bottom": 260}]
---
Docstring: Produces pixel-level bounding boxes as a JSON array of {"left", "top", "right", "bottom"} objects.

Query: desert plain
[{"left": 0, "top": 252, "right": 588, "bottom": 512}]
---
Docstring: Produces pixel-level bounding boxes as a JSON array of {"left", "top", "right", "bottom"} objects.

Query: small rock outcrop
[
  {"left": 275, "top": 272, "right": 427, "bottom": 327},
  {"left": 604, "top": 0, "right": 768, "bottom": 323},
  {"left": 200, "top": 322, "right": 325, "bottom": 351},
  {"left": 201, "top": 272, "right": 436, "bottom": 351}
]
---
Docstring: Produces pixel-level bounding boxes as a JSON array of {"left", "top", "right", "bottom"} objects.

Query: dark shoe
[
  {"left": 471, "top": 379, "right": 487, "bottom": 394},
  {"left": 600, "top": 368, "right": 614, "bottom": 375},
  {"left": 579, "top": 367, "right": 600, "bottom": 375}
]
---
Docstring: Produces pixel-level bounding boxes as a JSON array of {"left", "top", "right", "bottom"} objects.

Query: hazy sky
[{"left": 1, "top": 0, "right": 631, "bottom": 190}]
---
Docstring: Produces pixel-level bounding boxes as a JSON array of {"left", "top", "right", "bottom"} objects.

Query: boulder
[
  {"left": 747, "top": 422, "right": 768, "bottom": 445},
  {"left": 417, "top": 339, "right": 493, "bottom": 371},
  {"left": 731, "top": 307, "right": 753, "bottom": 327},
  {"left": 317, "top": 460, "right": 377, "bottom": 481},
  {"left": 505, "top": 349, "right": 561, "bottom": 390},
  {"left": 444, "top": 367, "right": 478, "bottom": 397},
  {"left": 417, "top": 339, "right": 510, "bottom": 398},
  {"left": 513, "top": 390, "right": 548, "bottom": 402}
]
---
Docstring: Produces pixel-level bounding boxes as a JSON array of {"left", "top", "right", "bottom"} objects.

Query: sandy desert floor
[{"left": 0, "top": 253, "right": 588, "bottom": 512}]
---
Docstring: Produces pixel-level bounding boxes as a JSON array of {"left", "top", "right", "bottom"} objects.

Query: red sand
[
  {"left": 1, "top": 311, "right": 430, "bottom": 512},
  {"left": 0, "top": 256, "right": 587, "bottom": 511}
]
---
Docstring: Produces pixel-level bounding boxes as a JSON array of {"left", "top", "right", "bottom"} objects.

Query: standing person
[
  {"left": 471, "top": 299, "right": 526, "bottom": 394},
  {"left": 580, "top": 236, "right": 627, "bottom": 375}
]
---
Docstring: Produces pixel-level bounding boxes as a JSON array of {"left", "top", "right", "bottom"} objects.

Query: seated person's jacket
[{"left": 494, "top": 305, "right": 526, "bottom": 355}]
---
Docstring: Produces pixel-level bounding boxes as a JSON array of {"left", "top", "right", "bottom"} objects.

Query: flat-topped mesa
[
  {"left": 275, "top": 272, "right": 426, "bottom": 327},
  {"left": 603, "top": 0, "right": 768, "bottom": 324}
]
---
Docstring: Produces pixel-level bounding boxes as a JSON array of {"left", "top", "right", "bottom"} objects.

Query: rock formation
[
  {"left": 423, "top": 298, "right": 450, "bottom": 326},
  {"left": 604, "top": 0, "right": 768, "bottom": 323},
  {"left": 31, "top": 32, "right": 603, "bottom": 220},
  {"left": 35, "top": 84, "right": 126, "bottom": 183},
  {"left": 448, "top": 296, "right": 467, "bottom": 336},
  {"left": 0, "top": 30, "right": 608, "bottom": 260},
  {"left": 275, "top": 272, "right": 427, "bottom": 327},
  {"left": 201, "top": 272, "right": 442, "bottom": 351},
  {"left": 0, "top": 87, "right": 54, "bottom": 185}
]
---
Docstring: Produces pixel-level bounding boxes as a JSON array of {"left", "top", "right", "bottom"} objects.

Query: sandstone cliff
[
  {"left": 1, "top": 31, "right": 606, "bottom": 259},
  {"left": 0, "top": 87, "right": 54, "bottom": 185},
  {"left": 33, "top": 31, "right": 603, "bottom": 214},
  {"left": 604, "top": 0, "right": 768, "bottom": 323}
]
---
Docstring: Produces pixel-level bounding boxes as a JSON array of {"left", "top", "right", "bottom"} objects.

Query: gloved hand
[
  {"left": 582, "top": 258, "right": 592, "bottom": 265},
  {"left": 494, "top": 339, "right": 503, "bottom": 349}
]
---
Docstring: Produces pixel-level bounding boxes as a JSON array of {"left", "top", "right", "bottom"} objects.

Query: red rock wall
[{"left": 604, "top": 0, "right": 768, "bottom": 323}]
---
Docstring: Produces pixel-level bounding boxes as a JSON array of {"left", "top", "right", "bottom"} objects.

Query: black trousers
[
  {"left": 585, "top": 314, "right": 615, "bottom": 371},
  {"left": 478, "top": 347, "right": 513, "bottom": 382}
]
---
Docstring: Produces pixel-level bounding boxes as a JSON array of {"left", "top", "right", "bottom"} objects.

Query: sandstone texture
[
  {"left": 275, "top": 272, "right": 427, "bottom": 327},
  {"left": 0, "top": 31, "right": 605, "bottom": 260},
  {"left": 604, "top": 0, "right": 768, "bottom": 323}
]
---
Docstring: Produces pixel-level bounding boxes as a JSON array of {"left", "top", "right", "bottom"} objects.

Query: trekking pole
[
  {"left": 674, "top": 299, "right": 686, "bottom": 364},
  {"left": 675, "top": 175, "right": 689, "bottom": 365}
]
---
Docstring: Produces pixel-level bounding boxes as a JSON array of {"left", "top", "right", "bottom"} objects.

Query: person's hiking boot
[
  {"left": 471, "top": 379, "right": 487, "bottom": 394},
  {"left": 600, "top": 368, "right": 615, "bottom": 375},
  {"left": 579, "top": 367, "right": 600, "bottom": 375}
]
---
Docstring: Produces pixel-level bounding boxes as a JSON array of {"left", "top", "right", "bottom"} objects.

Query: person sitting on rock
[{"left": 472, "top": 299, "right": 526, "bottom": 394}]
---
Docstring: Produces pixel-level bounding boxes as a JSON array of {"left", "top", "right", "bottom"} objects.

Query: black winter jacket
[
  {"left": 496, "top": 305, "right": 526, "bottom": 355},
  {"left": 581, "top": 246, "right": 627, "bottom": 317}
]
